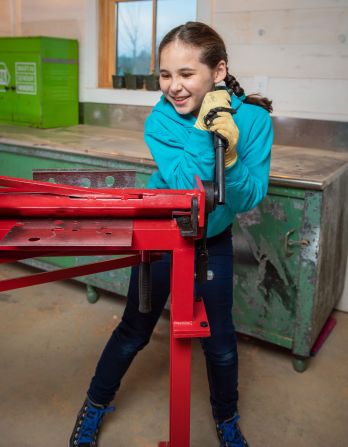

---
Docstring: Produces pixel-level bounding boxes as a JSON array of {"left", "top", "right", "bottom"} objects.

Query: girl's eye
[
  {"left": 160, "top": 74, "right": 170, "bottom": 80},
  {"left": 182, "top": 73, "right": 193, "bottom": 78}
]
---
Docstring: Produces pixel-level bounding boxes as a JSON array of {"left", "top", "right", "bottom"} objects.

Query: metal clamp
[{"left": 284, "top": 229, "right": 309, "bottom": 257}]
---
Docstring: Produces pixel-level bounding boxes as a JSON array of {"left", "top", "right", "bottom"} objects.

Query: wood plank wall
[
  {"left": 16, "top": 0, "right": 83, "bottom": 40},
  {"left": 211, "top": 0, "right": 348, "bottom": 121},
  {"left": 0, "top": 0, "right": 13, "bottom": 35},
  {"left": 0, "top": 0, "right": 347, "bottom": 121}
]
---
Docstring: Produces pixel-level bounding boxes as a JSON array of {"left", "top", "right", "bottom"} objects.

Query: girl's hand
[
  {"left": 194, "top": 90, "right": 231, "bottom": 131},
  {"left": 208, "top": 112, "right": 239, "bottom": 168}
]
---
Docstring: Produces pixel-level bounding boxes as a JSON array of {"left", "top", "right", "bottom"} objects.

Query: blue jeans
[{"left": 88, "top": 226, "right": 238, "bottom": 422}]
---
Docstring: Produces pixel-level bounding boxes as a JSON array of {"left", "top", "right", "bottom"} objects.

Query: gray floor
[{"left": 0, "top": 263, "right": 347, "bottom": 447}]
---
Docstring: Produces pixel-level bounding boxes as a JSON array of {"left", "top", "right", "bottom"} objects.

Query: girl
[{"left": 70, "top": 21, "right": 273, "bottom": 447}]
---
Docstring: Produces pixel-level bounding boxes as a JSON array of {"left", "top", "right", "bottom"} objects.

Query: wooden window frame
[{"left": 98, "top": 0, "right": 157, "bottom": 88}]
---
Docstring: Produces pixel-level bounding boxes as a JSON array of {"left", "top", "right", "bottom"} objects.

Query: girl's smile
[
  {"left": 159, "top": 41, "right": 226, "bottom": 116},
  {"left": 171, "top": 95, "right": 191, "bottom": 108}
]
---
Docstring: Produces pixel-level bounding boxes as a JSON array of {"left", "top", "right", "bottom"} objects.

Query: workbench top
[
  {"left": 0, "top": 124, "right": 347, "bottom": 190},
  {"left": 269, "top": 145, "right": 348, "bottom": 190}
]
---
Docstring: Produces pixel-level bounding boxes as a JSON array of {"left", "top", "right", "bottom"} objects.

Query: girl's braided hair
[{"left": 159, "top": 21, "right": 273, "bottom": 113}]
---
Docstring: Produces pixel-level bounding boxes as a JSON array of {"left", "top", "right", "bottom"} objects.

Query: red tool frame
[{"left": 0, "top": 173, "right": 211, "bottom": 447}]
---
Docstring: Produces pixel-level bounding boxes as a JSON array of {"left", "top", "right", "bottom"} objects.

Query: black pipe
[
  {"left": 214, "top": 134, "right": 226, "bottom": 205},
  {"left": 139, "top": 254, "right": 152, "bottom": 313}
]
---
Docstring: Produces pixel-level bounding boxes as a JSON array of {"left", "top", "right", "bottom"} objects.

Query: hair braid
[
  {"left": 225, "top": 73, "right": 245, "bottom": 97},
  {"left": 225, "top": 71, "right": 273, "bottom": 113}
]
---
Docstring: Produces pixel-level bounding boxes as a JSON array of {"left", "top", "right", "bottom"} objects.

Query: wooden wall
[
  {"left": 20, "top": 0, "right": 83, "bottom": 40},
  {"left": 211, "top": 0, "right": 348, "bottom": 121},
  {"left": 0, "top": 0, "right": 84, "bottom": 39},
  {"left": 0, "top": 0, "right": 15, "bottom": 35},
  {"left": 0, "top": 0, "right": 347, "bottom": 121}
]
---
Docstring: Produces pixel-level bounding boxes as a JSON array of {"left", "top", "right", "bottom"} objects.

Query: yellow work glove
[
  {"left": 208, "top": 112, "right": 239, "bottom": 168},
  {"left": 194, "top": 90, "right": 231, "bottom": 131}
]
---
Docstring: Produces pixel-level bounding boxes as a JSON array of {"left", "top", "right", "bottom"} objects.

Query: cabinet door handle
[
  {"left": 11, "top": 86, "right": 16, "bottom": 91},
  {"left": 284, "top": 229, "right": 309, "bottom": 257}
]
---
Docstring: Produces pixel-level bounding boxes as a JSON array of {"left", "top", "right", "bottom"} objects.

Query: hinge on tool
[{"left": 173, "top": 197, "right": 198, "bottom": 237}]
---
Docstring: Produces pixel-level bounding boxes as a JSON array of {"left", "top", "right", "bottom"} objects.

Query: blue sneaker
[
  {"left": 216, "top": 414, "right": 249, "bottom": 447},
  {"left": 69, "top": 398, "right": 115, "bottom": 446}
]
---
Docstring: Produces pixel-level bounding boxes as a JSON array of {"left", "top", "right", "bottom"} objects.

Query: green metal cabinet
[
  {"left": 233, "top": 187, "right": 307, "bottom": 349},
  {"left": 0, "top": 37, "right": 78, "bottom": 128},
  {"left": 233, "top": 152, "right": 348, "bottom": 371},
  {"left": 233, "top": 188, "right": 320, "bottom": 371},
  {"left": 0, "top": 135, "right": 347, "bottom": 371}
]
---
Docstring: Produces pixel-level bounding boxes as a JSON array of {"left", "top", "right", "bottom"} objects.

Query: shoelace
[
  {"left": 78, "top": 404, "right": 115, "bottom": 443},
  {"left": 218, "top": 414, "right": 246, "bottom": 447}
]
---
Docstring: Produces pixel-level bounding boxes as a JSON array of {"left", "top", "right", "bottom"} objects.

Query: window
[{"left": 98, "top": 0, "right": 197, "bottom": 87}]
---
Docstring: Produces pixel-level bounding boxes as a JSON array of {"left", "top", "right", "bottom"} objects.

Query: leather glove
[
  {"left": 194, "top": 90, "right": 231, "bottom": 131},
  {"left": 208, "top": 112, "right": 239, "bottom": 168}
]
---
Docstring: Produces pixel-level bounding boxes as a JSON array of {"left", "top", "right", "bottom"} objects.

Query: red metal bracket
[
  {"left": 0, "top": 254, "right": 143, "bottom": 292},
  {"left": 0, "top": 219, "right": 133, "bottom": 247},
  {"left": 172, "top": 298, "right": 210, "bottom": 338}
]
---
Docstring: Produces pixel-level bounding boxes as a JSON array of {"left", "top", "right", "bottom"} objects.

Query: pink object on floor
[{"left": 310, "top": 316, "right": 337, "bottom": 356}]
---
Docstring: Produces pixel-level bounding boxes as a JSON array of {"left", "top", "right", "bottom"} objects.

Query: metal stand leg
[
  {"left": 159, "top": 244, "right": 210, "bottom": 447},
  {"left": 169, "top": 336, "right": 192, "bottom": 446},
  {"left": 158, "top": 336, "right": 192, "bottom": 447}
]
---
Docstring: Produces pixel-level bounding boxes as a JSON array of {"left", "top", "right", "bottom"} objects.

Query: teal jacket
[{"left": 144, "top": 94, "right": 273, "bottom": 237}]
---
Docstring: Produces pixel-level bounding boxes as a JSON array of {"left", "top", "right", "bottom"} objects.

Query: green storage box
[{"left": 0, "top": 36, "right": 78, "bottom": 128}]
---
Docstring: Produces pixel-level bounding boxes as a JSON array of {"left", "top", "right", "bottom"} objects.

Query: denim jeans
[{"left": 88, "top": 226, "right": 238, "bottom": 422}]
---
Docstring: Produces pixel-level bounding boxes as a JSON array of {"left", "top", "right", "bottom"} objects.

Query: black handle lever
[{"left": 214, "top": 134, "right": 226, "bottom": 205}]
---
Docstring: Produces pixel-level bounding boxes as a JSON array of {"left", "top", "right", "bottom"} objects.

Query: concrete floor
[{"left": 0, "top": 263, "right": 347, "bottom": 447}]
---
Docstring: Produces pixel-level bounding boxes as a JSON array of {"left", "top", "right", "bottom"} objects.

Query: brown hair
[{"left": 159, "top": 21, "right": 273, "bottom": 113}]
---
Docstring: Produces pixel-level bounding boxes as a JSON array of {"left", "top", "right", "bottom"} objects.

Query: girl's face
[{"left": 159, "top": 40, "right": 227, "bottom": 116}]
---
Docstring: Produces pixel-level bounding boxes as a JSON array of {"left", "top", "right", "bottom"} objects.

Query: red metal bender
[{"left": 0, "top": 172, "right": 215, "bottom": 447}]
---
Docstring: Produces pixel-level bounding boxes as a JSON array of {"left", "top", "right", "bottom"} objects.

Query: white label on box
[
  {"left": 0, "top": 62, "right": 11, "bottom": 91},
  {"left": 15, "top": 62, "right": 37, "bottom": 95}
]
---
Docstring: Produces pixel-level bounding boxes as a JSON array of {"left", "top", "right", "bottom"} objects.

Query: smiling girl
[{"left": 70, "top": 22, "right": 273, "bottom": 447}]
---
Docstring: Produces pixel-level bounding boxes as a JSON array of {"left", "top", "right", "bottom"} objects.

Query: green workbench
[{"left": 1, "top": 124, "right": 347, "bottom": 372}]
